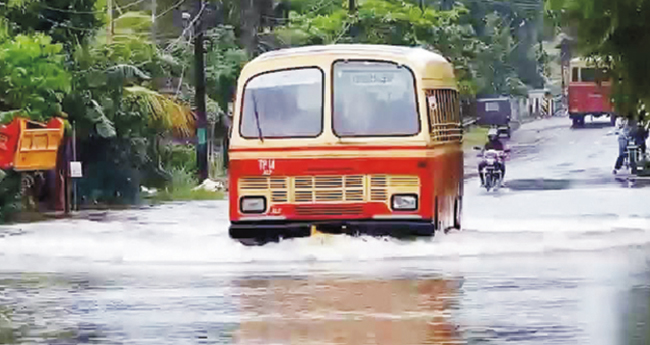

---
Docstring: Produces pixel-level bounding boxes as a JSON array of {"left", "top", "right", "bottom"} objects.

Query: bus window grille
[{"left": 427, "top": 89, "right": 461, "bottom": 143}]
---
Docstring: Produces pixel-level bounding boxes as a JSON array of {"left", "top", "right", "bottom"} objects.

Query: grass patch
[
  {"left": 144, "top": 167, "right": 224, "bottom": 202},
  {"left": 150, "top": 188, "right": 224, "bottom": 202},
  {"left": 463, "top": 126, "right": 489, "bottom": 150}
]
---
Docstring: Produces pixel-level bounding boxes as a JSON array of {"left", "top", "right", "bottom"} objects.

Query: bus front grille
[
  {"left": 238, "top": 175, "right": 419, "bottom": 205},
  {"left": 295, "top": 205, "right": 364, "bottom": 216}
]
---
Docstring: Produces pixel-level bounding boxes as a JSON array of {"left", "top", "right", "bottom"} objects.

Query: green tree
[
  {"left": 0, "top": 0, "right": 101, "bottom": 47},
  {"left": 546, "top": 0, "right": 650, "bottom": 118},
  {"left": 275, "top": 0, "right": 481, "bottom": 96},
  {"left": 461, "top": 0, "right": 546, "bottom": 88},
  {"left": 0, "top": 34, "right": 71, "bottom": 123},
  {"left": 64, "top": 10, "right": 193, "bottom": 139},
  {"left": 473, "top": 14, "right": 527, "bottom": 96},
  {"left": 62, "top": 10, "right": 198, "bottom": 202}
]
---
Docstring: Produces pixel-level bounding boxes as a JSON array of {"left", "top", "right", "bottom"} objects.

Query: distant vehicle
[
  {"left": 476, "top": 97, "right": 512, "bottom": 138},
  {"left": 568, "top": 57, "right": 616, "bottom": 127},
  {"left": 228, "top": 44, "right": 464, "bottom": 245}
]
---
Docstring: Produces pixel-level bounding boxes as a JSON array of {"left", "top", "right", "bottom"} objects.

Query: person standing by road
[{"left": 613, "top": 117, "right": 631, "bottom": 174}]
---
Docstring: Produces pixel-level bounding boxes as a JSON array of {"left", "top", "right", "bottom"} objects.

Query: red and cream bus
[
  {"left": 569, "top": 57, "right": 616, "bottom": 127},
  {"left": 228, "top": 44, "right": 463, "bottom": 244}
]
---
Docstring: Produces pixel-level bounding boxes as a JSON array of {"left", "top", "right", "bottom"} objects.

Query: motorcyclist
[{"left": 478, "top": 128, "right": 507, "bottom": 186}]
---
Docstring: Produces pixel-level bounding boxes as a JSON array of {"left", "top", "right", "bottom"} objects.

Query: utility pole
[
  {"left": 440, "top": 0, "right": 453, "bottom": 11},
  {"left": 194, "top": 0, "right": 208, "bottom": 182},
  {"left": 560, "top": 34, "right": 573, "bottom": 117},
  {"left": 151, "top": 0, "right": 157, "bottom": 42},
  {"left": 348, "top": 0, "right": 356, "bottom": 39},
  {"left": 107, "top": 0, "right": 114, "bottom": 44}
]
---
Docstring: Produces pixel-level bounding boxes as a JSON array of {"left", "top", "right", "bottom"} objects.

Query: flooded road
[{"left": 1, "top": 117, "right": 650, "bottom": 344}]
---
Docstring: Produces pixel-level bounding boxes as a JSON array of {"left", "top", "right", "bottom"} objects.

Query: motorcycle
[
  {"left": 474, "top": 147, "right": 510, "bottom": 192},
  {"left": 624, "top": 142, "right": 640, "bottom": 174}
]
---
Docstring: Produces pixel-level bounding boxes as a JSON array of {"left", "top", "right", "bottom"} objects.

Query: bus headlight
[
  {"left": 391, "top": 194, "right": 418, "bottom": 211},
  {"left": 240, "top": 196, "right": 266, "bottom": 214}
]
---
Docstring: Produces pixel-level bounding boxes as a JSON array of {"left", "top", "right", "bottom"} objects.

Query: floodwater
[{"left": 1, "top": 117, "right": 649, "bottom": 345}]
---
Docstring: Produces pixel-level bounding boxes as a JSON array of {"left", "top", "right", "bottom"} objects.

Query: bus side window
[
  {"left": 572, "top": 67, "right": 579, "bottom": 82},
  {"left": 580, "top": 68, "right": 596, "bottom": 82}
]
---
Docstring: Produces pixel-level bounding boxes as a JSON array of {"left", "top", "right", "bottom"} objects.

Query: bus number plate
[{"left": 258, "top": 159, "right": 275, "bottom": 175}]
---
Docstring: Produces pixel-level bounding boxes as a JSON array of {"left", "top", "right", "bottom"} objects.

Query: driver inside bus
[{"left": 478, "top": 128, "right": 506, "bottom": 186}]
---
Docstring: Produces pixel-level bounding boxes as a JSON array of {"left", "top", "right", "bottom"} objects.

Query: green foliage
[
  {"left": 277, "top": 0, "right": 481, "bottom": 95},
  {"left": 473, "top": 14, "right": 528, "bottom": 96},
  {"left": 272, "top": 0, "right": 547, "bottom": 97},
  {"left": 0, "top": 171, "right": 21, "bottom": 223},
  {"left": 161, "top": 143, "right": 197, "bottom": 173},
  {"left": 463, "top": 0, "right": 546, "bottom": 89},
  {"left": 547, "top": 0, "right": 650, "bottom": 118},
  {"left": 462, "top": 126, "right": 489, "bottom": 150},
  {"left": 0, "top": 0, "right": 100, "bottom": 47},
  {"left": 148, "top": 167, "right": 223, "bottom": 202},
  {"left": 64, "top": 11, "right": 192, "bottom": 139},
  {"left": 0, "top": 34, "right": 71, "bottom": 122},
  {"left": 204, "top": 27, "right": 249, "bottom": 113},
  {"left": 173, "top": 25, "right": 247, "bottom": 117}
]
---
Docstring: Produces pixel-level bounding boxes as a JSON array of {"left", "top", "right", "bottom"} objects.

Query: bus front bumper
[{"left": 229, "top": 220, "right": 436, "bottom": 240}]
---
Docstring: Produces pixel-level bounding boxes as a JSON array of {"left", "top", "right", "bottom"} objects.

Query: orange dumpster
[{"left": 0, "top": 117, "right": 65, "bottom": 171}]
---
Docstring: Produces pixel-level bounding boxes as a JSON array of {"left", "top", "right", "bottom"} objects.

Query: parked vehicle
[
  {"left": 0, "top": 117, "right": 65, "bottom": 171},
  {"left": 476, "top": 97, "right": 512, "bottom": 138}
]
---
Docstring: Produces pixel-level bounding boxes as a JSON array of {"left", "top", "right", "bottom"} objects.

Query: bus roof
[
  {"left": 239, "top": 44, "right": 457, "bottom": 90},
  {"left": 251, "top": 44, "right": 449, "bottom": 63}
]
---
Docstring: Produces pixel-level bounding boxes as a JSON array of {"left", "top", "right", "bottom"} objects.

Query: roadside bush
[
  {"left": 147, "top": 167, "right": 223, "bottom": 202},
  {"left": 0, "top": 171, "right": 21, "bottom": 223},
  {"left": 162, "top": 144, "right": 197, "bottom": 172}
]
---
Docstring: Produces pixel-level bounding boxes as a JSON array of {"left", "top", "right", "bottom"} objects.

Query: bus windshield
[
  {"left": 333, "top": 61, "right": 419, "bottom": 137},
  {"left": 240, "top": 68, "right": 323, "bottom": 139},
  {"left": 580, "top": 68, "right": 610, "bottom": 83}
]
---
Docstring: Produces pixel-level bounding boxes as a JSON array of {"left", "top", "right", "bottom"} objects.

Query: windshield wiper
[{"left": 251, "top": 92, "right": 264, "bottom": 142}]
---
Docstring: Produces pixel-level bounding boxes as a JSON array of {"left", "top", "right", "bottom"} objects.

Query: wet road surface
[{"left": 1, "top": 116, "right": 650, "bottom": 344}]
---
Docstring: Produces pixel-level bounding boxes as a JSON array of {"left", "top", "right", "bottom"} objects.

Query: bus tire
[
  {"left": 453, "top": 197, "right": 462, "bottom": 230},
  {"left": 572, "top": 117, "right": 585, "bottom": 128}
]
